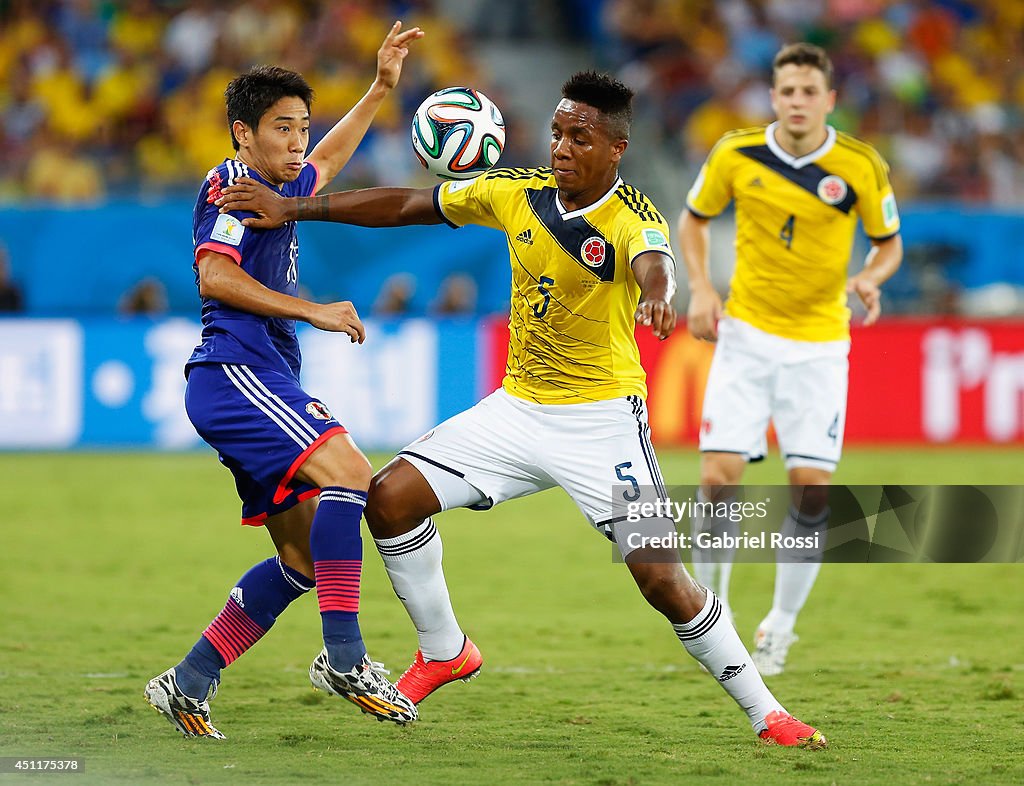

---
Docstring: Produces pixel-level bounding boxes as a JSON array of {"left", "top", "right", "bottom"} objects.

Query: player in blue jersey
[{"left": 143, "top": 21, "right": 424, "bottom": 739}]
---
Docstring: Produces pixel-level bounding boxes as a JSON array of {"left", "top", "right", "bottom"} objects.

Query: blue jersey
[{"left": 187, "top": 158, "right": 321, "bottom": 378}]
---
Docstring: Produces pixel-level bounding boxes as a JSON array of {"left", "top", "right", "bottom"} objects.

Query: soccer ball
[{"left": 411, "top": 87, "right": 505, "bottom": 180}]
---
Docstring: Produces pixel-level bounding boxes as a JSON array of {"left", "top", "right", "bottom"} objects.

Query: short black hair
[
  {"left": 560, "top": 71, "right": 633, "bottom": 140},
  {"left": 224, "top": 65, "right": 314, "bottom": 151},
  {"left": 773, "top": 43, "right": 834, "bottom": 89}
]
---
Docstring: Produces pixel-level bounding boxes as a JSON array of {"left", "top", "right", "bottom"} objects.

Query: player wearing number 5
[
  {"left": 216, "top": 70, "right": 827, "bottom": 747},
  {"left": 679, "top": 43, "right": 903, "bottom": 674}
]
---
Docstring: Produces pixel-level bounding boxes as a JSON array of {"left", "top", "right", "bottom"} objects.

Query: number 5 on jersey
[{"left": 533, "top": 276, "right": 555, "bottom": 319}]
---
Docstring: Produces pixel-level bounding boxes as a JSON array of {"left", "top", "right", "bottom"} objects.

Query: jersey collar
[
  {"left": 555, "top": 177, "right": 623, "bottom": 220},
  {"left": 765, "top": 122, "right": 836, "bottom": 169},
  {"left": 226, "top": 157, "right": 283, "bottom": 191}
]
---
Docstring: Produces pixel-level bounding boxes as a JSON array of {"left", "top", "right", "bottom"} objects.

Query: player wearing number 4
[
  {"left": 216, "top": 71, "right": 825, "bottom": 748},
  {"left": 679, "top": 43, "right": 903, "bottom": 674}
]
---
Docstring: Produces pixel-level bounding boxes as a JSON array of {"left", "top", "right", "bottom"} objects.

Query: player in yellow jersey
[
  {"left": 678, "top": 43, "right": 903, "bottom": 675},
  {"left": 217, "top": 71, "right": 826, "bottom": 747}
]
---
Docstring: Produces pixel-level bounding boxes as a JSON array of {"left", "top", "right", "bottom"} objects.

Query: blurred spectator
[
  {"left": 0, "top": 245, "right": 25, "bottom": 313},
  {"left": 119, "top": 277, "right": 169, "bottom": 316},
  {"left": 163, "top": 0, "right": 224, "bottom": 76},
  {"left": 432, "top": 273, "right": 477, "bottom": 316},
  {"left": 374, "top": 273, "right": 417, "bottom": 316},
  {"left": 24, "top": 134, "right": 105, "bottom": 203}
]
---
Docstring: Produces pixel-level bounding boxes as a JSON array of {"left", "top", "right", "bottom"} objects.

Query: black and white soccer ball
[{"left": 411, "top": 87, "right": 505, "bottom": 180}]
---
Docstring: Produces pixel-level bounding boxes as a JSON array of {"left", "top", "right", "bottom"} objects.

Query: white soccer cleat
[
  {"left": 144, "top": 668, "right": 225, "bottom": 739},
  {"left": 309, "top": 650, "right": 418, "bottom": 724},
  {"left": 752, "top": 628, "right": 798, "bottom": 676}
]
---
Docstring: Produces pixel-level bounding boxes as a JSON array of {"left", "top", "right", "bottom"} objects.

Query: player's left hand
[
  {"left": 216, "top": 178, "right": 290, "bottom": 229},
  {"left": 847, "top": 273, "right": 882, "bottom": 326},
  {"left": 376, "top": 21, "right": 424, "bottom": 91},
  {"left": 635, "top": 299, "right": 677, "bottom": 340}
]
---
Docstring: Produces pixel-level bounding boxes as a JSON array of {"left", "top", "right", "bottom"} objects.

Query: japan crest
[
  {"left": 581, "top": 236, "right": 606, "bottom": 267},
  {"left": 306, "top": 401, "right": 333, "bottom": 420}
]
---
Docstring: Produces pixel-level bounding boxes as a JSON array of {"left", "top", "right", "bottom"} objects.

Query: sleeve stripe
[
  {"left": 196, "top": 241, "right": 242, "bottom": 265},
  {"left": 686, "top": 202, "right": 715, "bottom": 219},
  {"left": 866, "top": 230, "right": 900, "bottom": 242},
  {"left": 835, "top": 135, "right": 888, "bottom": 189},
  {"left": 629, "top": 248, "right": 674, "bottom": 267},
  {"left": 432, "top": 184, "right": 460, "bottom": 229},
  {"left": 304, "top": 159, "right": 322, "bottom": 196}
]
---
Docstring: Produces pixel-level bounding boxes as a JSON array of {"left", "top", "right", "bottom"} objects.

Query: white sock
[
  {"left": 373, "top": 518, "right": 464, "bottom": 661},
  {"left": 690, "top": 490, "right": 738, "bottom": 615},
  {"left": 760, "top": 507, "right": 828, "bottom": 636},
  {"left": 674, "top": 590, "right": 784, "bottom": 732}
]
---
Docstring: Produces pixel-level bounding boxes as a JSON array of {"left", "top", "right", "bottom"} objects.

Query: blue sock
[
  {"left": 311, "top": 487, "right": 368, "bottom": 672},
  {"left": 175, "top": 557, "right": 314, "bottom": 699}
]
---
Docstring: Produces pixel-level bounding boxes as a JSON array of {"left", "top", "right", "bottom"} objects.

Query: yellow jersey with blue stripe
[
  {"left": 436, "top": 167, "right": 674, "bottom": 404},
  {"left": 687, "top": 123, "right": 900, "bottom": 342}
]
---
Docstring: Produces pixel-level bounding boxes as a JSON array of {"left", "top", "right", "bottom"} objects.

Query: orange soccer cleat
[
  {"left": 759, "top": 710, "right": 828, "bottom": 749},
  {"left": 396, "top": 636, "right": 483, "bottom": 704}
]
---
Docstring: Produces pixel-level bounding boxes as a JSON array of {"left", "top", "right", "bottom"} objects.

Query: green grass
[{"left": 2, "top": 448, "right": 1023, "bottom": 785}]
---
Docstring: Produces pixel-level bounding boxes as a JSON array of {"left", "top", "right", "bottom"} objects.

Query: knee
[
  {"left": 364, "top": 474, "right": 419, "bottom": 539},
  {"left": 700, "top": 459, "right": 743, "bottom": 492},
  {"left": 277, "top": 544, "right": 315, "bottom": 582},
  {"left": 323, "top": 451, "right": 373, "bottom": 491}
]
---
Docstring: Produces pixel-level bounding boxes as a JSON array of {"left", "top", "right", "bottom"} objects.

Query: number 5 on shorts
[{"left": 615, "top": 461, "right": 641, "bottom": 501}]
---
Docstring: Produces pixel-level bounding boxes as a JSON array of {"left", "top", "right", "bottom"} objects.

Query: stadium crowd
[
  {"left": 596, "top": 0, "right": 1024, "bottom": 205},
  {"left": 0, "top": 0, "right": 485, "bottom": 202},
  {"left": 1, "top": 1, "right": 1020, "bottom": 205}
]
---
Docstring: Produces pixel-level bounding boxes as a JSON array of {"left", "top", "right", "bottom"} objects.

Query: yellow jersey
[
  {"left": 687, "top": 123, "right": 900, "bottom": 342},
  {"left": 436, "top": 167, "right": 675, "bottom": 404}
]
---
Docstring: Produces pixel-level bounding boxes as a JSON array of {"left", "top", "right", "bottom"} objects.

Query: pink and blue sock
[
  {"left": 175, "top": 557, "right": 313, "bottom": 699},
  {"left": 311, "top": 487, "right": 368, "bottom": 672}
]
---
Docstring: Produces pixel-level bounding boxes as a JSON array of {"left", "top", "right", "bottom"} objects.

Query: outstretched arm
[
  {"left": 306, "top": 21, "right": 423, "bottom": 188},
  {"left": 215, "top": 179, "right": 441, "bottom": 228},
  {"left": 632, "top": 250, "right": 678, "bottom": 340}
]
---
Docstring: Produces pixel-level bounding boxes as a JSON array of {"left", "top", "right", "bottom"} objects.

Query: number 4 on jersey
[{"left": 779, "top": 214, "right": 795, "bottom": 249}]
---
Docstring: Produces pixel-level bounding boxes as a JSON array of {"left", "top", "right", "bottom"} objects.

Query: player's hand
[
  {"left": 847, "top": 274, "right": 882, "bottom": 326},
  {"left": 215, "top": 178, "right": 291, "bottom": 229},
  {"left": 687, "top": 283, "right": 722, "bottom": 341},
  {"left": 375, "top": 21, "right": 424, "bottom": 91},
  {"left": 635, "top": 298, "right": 677, "bottom": 341},
  {"left": 309, "top": 301, "right": 366, "bottom": 343}
]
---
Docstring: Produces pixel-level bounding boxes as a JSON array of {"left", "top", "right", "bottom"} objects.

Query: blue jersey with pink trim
[{"left": 187, "top": 158, "right": 320, "bottom": 378}]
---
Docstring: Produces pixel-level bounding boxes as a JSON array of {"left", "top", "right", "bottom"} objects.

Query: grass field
[{"left": 3, "top": 447, "right": 1023, "bottom": 785}]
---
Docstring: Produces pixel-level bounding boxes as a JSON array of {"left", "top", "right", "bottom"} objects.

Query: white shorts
[
  {"left": 398, "top": 388, "right": 674, "bottom": 556},
  {"left": 699, "top": 317, "right": 850, "bottom": 472}
]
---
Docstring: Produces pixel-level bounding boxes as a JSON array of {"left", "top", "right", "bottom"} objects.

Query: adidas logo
[
  {"left": 748, "top": 177, "right": 764, "bottom": 188},
  {"left": 516, "top": 228, "right": 533, "bottom": 245},
  {"left": 718, "top": 663, "right": 746, "bottom": 682},
  {"left": 230, "top": 586, "right": 244, "bottom": 608}
]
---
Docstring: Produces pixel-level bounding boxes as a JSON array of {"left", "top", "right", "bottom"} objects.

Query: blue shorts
[{"left": 185, "top": 363, "right": 347, "bottom": 526}]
